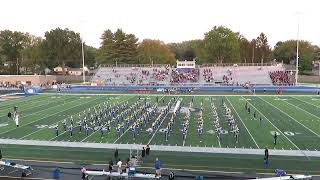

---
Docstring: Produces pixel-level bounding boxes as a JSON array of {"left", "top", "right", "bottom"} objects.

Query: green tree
[
  {"left": 0, "top": 30, "right": 30, "bottom": 74},
  {"left": 138, "top": 39, "right": 175, "bottom": 64},
  {"left": 98, "top": 28, "right": 138, "bottom": 64},
  {"left": 21, "top": 35, "right": 45, "bottom": 74},
  {"left": 42, "top": 28, "right": 82, "bottom": 71},
  {"left": 98, "top": 30, "right": 115, "bottom": 64},
  {"left": 168, "top": 40, "right": 209, "bottom": 64},
  {"left": 255, "top": 33, "right": 271, "bottom": 63},
  {"left": 85, "top": 45, "right": 98, "bottom": 68},
  {"left": 238, "top": 34, "right": 251, "bottom": 63},
  {"left": 273, "top": 40, "right": 317, "bottom": 71},
  {"left": 204, "top": 26, "right": 240, "bottom": 63}
]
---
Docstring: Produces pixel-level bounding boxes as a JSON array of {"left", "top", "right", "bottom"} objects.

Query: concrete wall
[
  {"left": 299, "top": 75, "right": 320, "bottom": 83},
  {"left": 0, "top": 75, "right": 56, "bottom": 85},
  {"left": 55, "top": 75, "right": 93, "bottom": 82}
]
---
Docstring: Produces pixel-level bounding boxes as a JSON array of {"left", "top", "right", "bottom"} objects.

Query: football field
[{"left": 0, "top": 93, "right": 319, "bottom": 151}]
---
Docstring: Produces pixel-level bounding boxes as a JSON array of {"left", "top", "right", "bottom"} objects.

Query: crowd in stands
[
  {"left": 152, "top": 68, "right": 169, "bottom": 81},
  {"left": 170, "top": 69, "right": 199, "bottom": 83},
  {"left": 203, "top": 68, "right": 214, "bottom": 83},
  {"left": 269, "top": 71, "right": 294, "bottom": 85},
  {"left": 126, "top": 73, "right": 138, "bottom": 84},
  {"left": 222, "top": 69, "right": 233, "bottom": 84},
  {"left": 93, "top": 64, "right": 287, "bottom": 85}
]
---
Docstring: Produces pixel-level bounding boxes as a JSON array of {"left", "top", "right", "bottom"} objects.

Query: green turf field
[
  {"left": 0, "top": 93, "right": 320, "bottom": 150},
  {"left": 1, "top": 93, "right": 320, "bottom": 174}
]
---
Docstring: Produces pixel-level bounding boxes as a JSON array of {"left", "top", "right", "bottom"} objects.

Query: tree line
[{"left": 0, "top": 26, "right": 319, "bottom": 75}]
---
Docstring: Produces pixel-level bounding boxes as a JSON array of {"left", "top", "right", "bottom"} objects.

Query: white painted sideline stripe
[{"left": 0, "top": 139, "right": 319, "bottom": 157}]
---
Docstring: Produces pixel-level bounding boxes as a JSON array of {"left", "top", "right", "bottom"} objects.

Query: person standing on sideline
[
  {"left": 0, "top": 149, "right": 2, "bottom": 160},
  {"left": 108, "top": 160, "right": 113, "bottom": 173},
  {"left": 114, "top": 148, "right": 118, "bottom": 161},
  {"left": 117, "top": 159, "right": 122, "bottom": 174},
  {"left": 264, "top": 146, "right": 269, "bottom": 168},
  {"left": 81, "top": 167, "right": 86, "bottom": 180},
  {"left": 154, "top": 157, "right": 161, "bottom": 178},
  {"left": 146, "top": 145, "right": 150, "bottom": 156},
  {"left": 273, "top": 132, "right": 277, "bottom": 145},
  {"left": 141, "top": 147, "right": 146, "bottom": 162}
]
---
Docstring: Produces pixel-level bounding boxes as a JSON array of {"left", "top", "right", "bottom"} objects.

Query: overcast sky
[{"left": 0, "top": 0, "right": 319, "bottom": 48}]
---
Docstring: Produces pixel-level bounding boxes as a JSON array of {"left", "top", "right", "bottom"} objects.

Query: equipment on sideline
[
  {"left": 250, "top": 175, "right": 312, "bottom": 179},
  {"left": 0, "top": 160, "right": 33, "bottom": 177},
  {"left": 84, "top": 169, "right": 159, "bottom": 179}
]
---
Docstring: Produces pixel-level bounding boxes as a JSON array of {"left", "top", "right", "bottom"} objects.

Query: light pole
[
  {"left": 295, "top": 13, "right": 301, "bottom": 85},
  {"left": 79, "top": 18, "right": 87, "bottom": 84},
  {"left": 81, "top": 40, "right": 85, "bottom": 83}
]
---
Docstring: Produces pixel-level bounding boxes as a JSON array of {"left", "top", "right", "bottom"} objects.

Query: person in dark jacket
[
  {"left": 108, "top": 160, "right": 113, "bottom": 173},
  {"left": 146, "top": 145, "right": 150, "bottom": 156},
  {"left": 114, "top": 148, "right": 118, "bottom": 161},
  {"left": 264, "top": 146, "right": 269, "bottom": 168},
  {"left": 141, "top": 147, "right": 146, "bottom": 162},
  {"left": 273, "top": 132, "right": 277, "bottom": 145}
]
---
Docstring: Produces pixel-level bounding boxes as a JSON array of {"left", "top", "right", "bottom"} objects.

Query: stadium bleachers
[
  {"left": 91, "top": 66, "right": 171, "bottom": 85},
  {"left": 91, "top": 63, "right": 290, "bottom": 85}
]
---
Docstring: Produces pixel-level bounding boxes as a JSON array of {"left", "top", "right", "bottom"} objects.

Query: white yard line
[
  {"left": 0, "top": 97, "right": 90, "bottom": 136},
  {"left": 109, "top": 95, "right": 154, "bottom": 143},
  {"left": 23, "top": 96, "right": 103, "bottom": 140},
  {"left": 259, "top": 97, "right": 320, "bottom": 138},
  {"left": 147, "top": 98, "right": 174, "bottom": 145},
  {"left": 283, "top": 99, "right": 320, "bottom": 122},
  {"left": 0, "top": 94, "right": 45, "bottom": 112},
  {"left": 0, "top": 95, "right": 72, "bottom": 123},
  {"left": 80, "top": 96, "right": 136, "bottom": 143},
  {"left": 209, "top": 99, "right": 221, "bottom": 148},
  {"left": 243, "top": 97, "right": 302, "bottom": 151},
  {"left": 183, "top": 96, "right": 195, "bottom": 147},
  {"left": 50, "top": 130, "right": 68, "bottom": 141},
  {"left": 226, "top": 97, "right": 259, "bottom": 149},
  {"left": 291, "top": 96, "right": 320, "bottom": 109}
]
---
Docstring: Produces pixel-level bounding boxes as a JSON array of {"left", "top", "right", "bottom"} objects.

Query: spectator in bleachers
[
  {"left": 170, "top": 69, "right": 199, "bottom": 83},
  {"left": 203, "top": 68, "right": 214, "bottom": 83},
  {"left": 269, "top": 71, "right": 294, "bottom": 85}
]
